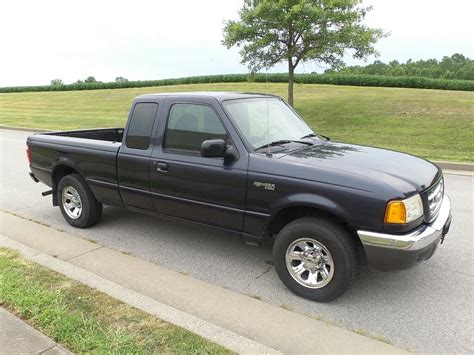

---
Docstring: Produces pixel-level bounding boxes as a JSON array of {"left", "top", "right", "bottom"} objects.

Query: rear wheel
[
  {"left": 273, "top": 216, "right": 357, "bottom": 302},
  {"left": 57, "top": 174, "right": 102, "bottom": 228}
]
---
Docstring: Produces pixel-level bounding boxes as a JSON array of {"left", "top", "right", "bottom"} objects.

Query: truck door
[
  {"left": 149, "top": 100, "right": 248, "bottom": 232},
  {"left": 117, "top": 101, "right": 159, "bottom": 211}
]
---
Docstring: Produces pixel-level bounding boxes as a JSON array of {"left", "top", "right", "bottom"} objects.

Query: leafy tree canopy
[
  {"left": 223, "top": 0, "right": 385, "bottom": 104},
  {"left": 50, "top": 79, "right": 64, "bottom": 86},
  {"left": 115, "top": 76, "right": 129, "bottom": 83}
]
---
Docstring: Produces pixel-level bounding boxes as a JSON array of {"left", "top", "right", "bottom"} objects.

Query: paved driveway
[{"left": 1, "top": 128, "right": 473, "bottom": 353}]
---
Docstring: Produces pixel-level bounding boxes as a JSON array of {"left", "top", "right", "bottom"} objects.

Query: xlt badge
[{"left": 253, "top": 181, "right": 276, "bottom": 191}]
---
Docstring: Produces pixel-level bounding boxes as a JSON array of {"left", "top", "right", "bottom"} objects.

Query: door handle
[{"left": 156, "top": 162, "right": 169, "bottom": 173}]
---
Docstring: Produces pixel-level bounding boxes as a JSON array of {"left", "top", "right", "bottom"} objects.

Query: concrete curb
[
  {"left": 433, "top": 160, "right": 474, "bottom": 172},
  {"left": 0, "top": 235, "right": 280, "bottom": 355}
]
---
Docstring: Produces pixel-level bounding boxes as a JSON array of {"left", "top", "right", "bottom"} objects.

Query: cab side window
[
  {"left": 125, "top": 103, "right": 158, "bottom": 150},
  {"left": 164, "top": 104, "right": 227, "bottom": 152}
]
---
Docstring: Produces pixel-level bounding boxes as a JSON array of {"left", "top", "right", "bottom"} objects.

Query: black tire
[
  {"left": 273, "top": 216, "right": 357, "bottom": 302},
  {"left": 57, "top": 174, "right": 102, "bottom": 228}
]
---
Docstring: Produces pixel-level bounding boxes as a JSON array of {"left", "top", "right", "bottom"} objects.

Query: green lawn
[
  {"left": 0, "top": 248, "right": 231, "bottom": 353},
  {"left": 0, "top": 83, "right": 472, "bottom": 162}
]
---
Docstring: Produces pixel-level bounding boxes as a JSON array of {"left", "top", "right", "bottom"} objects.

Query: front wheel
[
  {"left": 273, "top": 217, "right": 357, "bottom": 302},
  {"left": 57, "top": 174, "right": 102, "bottom": 228}
]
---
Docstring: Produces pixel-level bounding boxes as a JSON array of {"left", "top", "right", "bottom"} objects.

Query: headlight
[{"left": 385, "top": 194, "right": 423, "bottom": 224}]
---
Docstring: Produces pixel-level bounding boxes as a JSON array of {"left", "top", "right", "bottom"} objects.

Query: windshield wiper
[
  {"left": 255, "top": 139, "right": 313, "bottom": 151},
  {"left": 300, "top": 133, "right": 330, "bottom": 141}
]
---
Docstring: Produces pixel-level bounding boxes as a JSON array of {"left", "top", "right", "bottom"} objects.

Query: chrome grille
[{"left": 426, "top": 179, "right": 444, "bottom": 221}]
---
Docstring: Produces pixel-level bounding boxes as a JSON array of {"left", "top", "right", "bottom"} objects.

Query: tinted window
[
  {"left": 126, "top": 103, "right": 158, "bottom": 150},
  {"left": 164, "top": 104, "right": 227, "bottom": 152}
]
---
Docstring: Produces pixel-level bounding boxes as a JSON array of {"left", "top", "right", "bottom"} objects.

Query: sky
[{"left": 0, "top": 0, "right": 473, "bottom": 87}]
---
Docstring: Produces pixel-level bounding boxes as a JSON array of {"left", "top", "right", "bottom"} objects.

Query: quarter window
[
  {"left": 164, "top": 104, "right": 227, "bottom": 152},
  {"left": 125, "top": 103, "right": 158, "bottom": 150}
]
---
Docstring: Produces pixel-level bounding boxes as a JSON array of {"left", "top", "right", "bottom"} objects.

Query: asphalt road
[{"left": 1, "top": 128, "right": 473, "bottom": 353}]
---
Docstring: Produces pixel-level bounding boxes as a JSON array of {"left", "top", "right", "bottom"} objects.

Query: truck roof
[{"left": 136, "top": 92, "right": 279, "bottom": 102}]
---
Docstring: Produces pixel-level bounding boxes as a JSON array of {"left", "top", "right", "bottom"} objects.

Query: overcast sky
[{"left": 0, "top": 0, "right": 473, "bottom": 87}]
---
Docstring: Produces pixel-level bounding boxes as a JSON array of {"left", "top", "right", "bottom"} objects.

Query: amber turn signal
[{"left": 384, "top": 200, "right": 407, "bottom": 224}]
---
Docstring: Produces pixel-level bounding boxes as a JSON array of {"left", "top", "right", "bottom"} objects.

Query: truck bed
[
  {"left": 45, "top": 128, "right": 124, "bottom": 143},
  {"left": 27, "top": 128, "right": 124, "bottom": 207}
]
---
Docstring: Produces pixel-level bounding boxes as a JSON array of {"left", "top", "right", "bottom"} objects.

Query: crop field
[{"left": 0, "top": 83, "right": 473, "bottom": 162}]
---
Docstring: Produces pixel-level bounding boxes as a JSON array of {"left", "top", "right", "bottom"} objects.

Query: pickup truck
[{"left": 27, "top": 92, "right": 452, "bottom": 302}]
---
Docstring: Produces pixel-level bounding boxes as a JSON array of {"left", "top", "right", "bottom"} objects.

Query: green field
[{"left": 0, "top": 83, "right": 473, "bottom": 162}]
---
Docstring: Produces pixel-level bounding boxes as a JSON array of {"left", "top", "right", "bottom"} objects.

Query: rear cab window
[{"left": 125, "top": 103, "right": 158, "bottom": 150}]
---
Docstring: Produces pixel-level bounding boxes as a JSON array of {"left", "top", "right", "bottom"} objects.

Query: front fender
[
  {"left": 242, "top": 192, "right": 353, "bottom": 239},
  {"left": 270, "top": 193, "right": 349, "bottom": 223}
]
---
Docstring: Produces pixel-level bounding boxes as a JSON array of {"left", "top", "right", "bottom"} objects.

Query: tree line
[
  {"left": 1, "top": 73, "right": 471, "bottom": 94},
  {"left": 51, "top": 76, "right": 128, "bottom": 86},
  {"left": 324, "top": 53, "right": 474, "bottom": 80}
]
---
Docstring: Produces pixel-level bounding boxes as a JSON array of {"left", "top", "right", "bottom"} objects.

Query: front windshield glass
[{"left": 223, "top": 98, "right": 314, "bottom": 150}]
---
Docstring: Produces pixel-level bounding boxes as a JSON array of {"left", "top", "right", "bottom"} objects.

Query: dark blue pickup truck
[{"left": 27, "top": 92, "right": 452, "bottom": 301}]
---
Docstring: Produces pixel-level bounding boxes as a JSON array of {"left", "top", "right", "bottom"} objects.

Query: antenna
[
  {"left": 264, "top": 67, "right": 271, "bottom": 157},
  {"left": 266, "top": 97, "right": 271, "bottom": 157}
]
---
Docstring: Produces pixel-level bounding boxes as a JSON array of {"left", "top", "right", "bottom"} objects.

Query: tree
[
  {"left": 365, "top": 60, "right": 387, "bottom": 75},
  {"left": 50, "top": 79, "right": 64, "bottom": 86},
  {"left": 441, "top": 70, "right": 454, "bottom": 80},
  {"left": 115, "top": 76, "right": 128, "bottom": 83},
  {"left": 390, "top": 66, "right": 406, "bottom": 77},
  {"left": 84, "top": 76, "right": 97, "bottom": 83},
  {"left": 223, "top": 0, "right": 385, "bottom": 105}
]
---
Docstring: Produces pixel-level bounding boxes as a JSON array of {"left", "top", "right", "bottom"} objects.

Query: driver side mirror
[{"left": 200, "top": 139, "right": 237, "bottom": 160}]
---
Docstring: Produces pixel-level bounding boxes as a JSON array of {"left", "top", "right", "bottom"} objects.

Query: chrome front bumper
[
  {"left": 358, "top": 195, "right": 451, "bottom": 250},
  {"left": 357, "top": 195, "right": 451, "bottom": 271}
]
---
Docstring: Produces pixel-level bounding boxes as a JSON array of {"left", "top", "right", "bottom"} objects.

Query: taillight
[{"left": 26, "top": 145, "right": 32, "bottom": 165}]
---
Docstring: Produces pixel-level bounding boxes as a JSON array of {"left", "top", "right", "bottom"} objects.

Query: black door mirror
[
  {"left": 201, "top": 139, "right": 227, "bottom": 158},
  {"left": 201, "top": 139, "right": 237, "bottom": 160}
]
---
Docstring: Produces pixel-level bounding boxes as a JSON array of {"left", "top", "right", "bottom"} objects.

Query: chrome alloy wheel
[
  {"left": 285, "top": 238, "right": 335, "bottom": 289},
  {"left": 62, "top": 186, "right": 83, "bottom": 219}
]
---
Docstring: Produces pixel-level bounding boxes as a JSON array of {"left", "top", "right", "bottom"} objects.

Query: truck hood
[{"left": 278, "top": 141, "right": 440, "bottom": 195}]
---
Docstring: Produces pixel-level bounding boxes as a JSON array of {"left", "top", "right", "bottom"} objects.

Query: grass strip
[{"left": 0, "top": 247, "right": 232, "bottom": 354}]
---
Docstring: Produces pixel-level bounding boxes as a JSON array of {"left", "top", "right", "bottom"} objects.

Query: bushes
[
  {"left": 294, "top": 74, "right": 474, "bottom": 91},
  {"left": 1, "top": 73, "right": 473, "bottom": 93}
]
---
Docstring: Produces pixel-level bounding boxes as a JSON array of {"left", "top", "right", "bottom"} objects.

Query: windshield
[{"left": 223, "top": 98, "right": 314, "bottom": 150}]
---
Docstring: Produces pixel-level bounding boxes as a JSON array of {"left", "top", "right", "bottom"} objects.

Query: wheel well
[
  {"left": 266, "top": 206, "right": 365, "bottom": 261},
  {"left": 52, "top": 165, "right": 79, "bottom": 205},
  {"left": 267, "top": 206, "right": 345, "bottom": 235}
]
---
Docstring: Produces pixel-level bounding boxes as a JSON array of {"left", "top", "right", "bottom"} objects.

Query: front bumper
[{"left": 357, "top": 195, "right": 452, "bottom": 271}]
